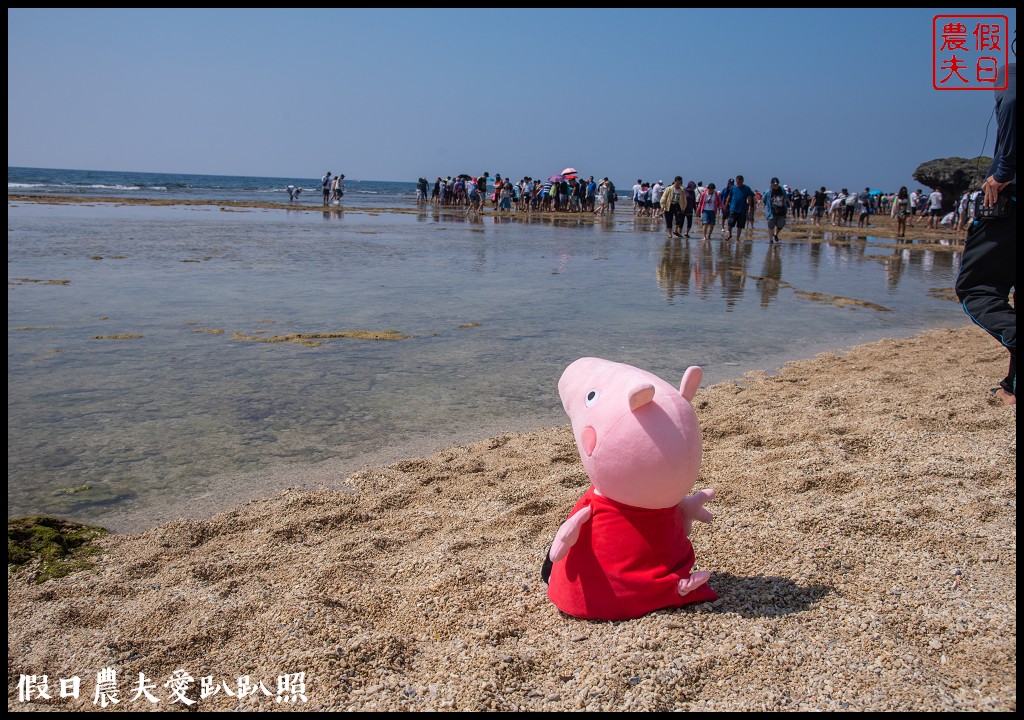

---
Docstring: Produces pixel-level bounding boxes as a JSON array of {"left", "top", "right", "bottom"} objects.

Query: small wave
[{"left": 81, "top": 183, "right": 146, "bottom": 191}]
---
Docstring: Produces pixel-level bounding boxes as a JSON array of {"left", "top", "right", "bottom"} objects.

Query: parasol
[
  {"left": 561, "top": 167, "right": 578, "bottom": 177},
  {"left": 457, "top": 174, "right": 472, "bottom": 180},
  {"left": 549, "top": 174, "right": 566, "bottom": 183}
]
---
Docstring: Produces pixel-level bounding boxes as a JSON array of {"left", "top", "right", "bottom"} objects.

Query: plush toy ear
[
  {"left": 679, "top": 366, "right": 702, "bottom": 403},
  {"left": 628, "top": 383, "right": 656, "bottom": 412}
]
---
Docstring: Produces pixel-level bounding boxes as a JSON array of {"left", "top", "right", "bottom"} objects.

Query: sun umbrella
[
  {"left": 457, "top": 174, "right": 472, "bottom": 180},
  {"left": 561, "top": 167, "right": 578, "bottom": 176},
  {"left": 549, "top": 174, "right": 566, "bottom": 183}
]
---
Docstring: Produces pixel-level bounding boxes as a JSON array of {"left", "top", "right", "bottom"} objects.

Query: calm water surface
[{"left": 8, "top": 199, "right": 965, "bottom": 532}]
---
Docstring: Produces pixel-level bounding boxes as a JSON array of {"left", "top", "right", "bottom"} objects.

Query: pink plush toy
[{"left": 542, "top": 357, "right": 717, "bottom": 621}]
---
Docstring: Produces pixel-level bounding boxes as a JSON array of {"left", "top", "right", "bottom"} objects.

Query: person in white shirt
[
  {"left": 651, "top": 181, "right": 665, "bottom": 218},
  {"left": 909, "top": 188, "right": 922, "bottom": 225},
  {"left": 926, "top": 188, "right": 944, "bottom": 229},
  {"left": 632, "top": 180, "right": 644, "bottom": 215}
]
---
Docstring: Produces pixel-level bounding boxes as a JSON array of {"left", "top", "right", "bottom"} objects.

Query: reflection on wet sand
[
  {"left": 756, "top": 243, "right": 784, "bottom": 308},
  {"left": 651, "top": 233, "right": 937, "bottom": 312},
  {"left": 656, "top": 237, "right": 691, "bottom": 302}
]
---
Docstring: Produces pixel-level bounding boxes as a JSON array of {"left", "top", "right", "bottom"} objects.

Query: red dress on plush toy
[{"left": 543, "top": 358, "right": 718, "bottom": 621}]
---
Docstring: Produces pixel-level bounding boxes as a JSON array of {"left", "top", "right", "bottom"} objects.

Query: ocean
[
  {"left": 8, "top": 167, "right": 966, "bottom": 533},
  {"left": 7, "top": 165, "right": 424, "bottom": 208}
]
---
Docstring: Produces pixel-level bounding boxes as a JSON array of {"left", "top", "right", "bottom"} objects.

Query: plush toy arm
[
  {"left": 677, "top": 571, "right": 711, "bottom": 597},
  {"left": 548, "top": 505, "right": 593, "bottom": 562},
  {"left": 679, "top": 488, "right": 715, "bottom": 536}
]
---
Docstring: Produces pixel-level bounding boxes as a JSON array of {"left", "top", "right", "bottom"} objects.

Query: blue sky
[{"left": 7, "top": 8, "right": 1016, "bottom": 192}]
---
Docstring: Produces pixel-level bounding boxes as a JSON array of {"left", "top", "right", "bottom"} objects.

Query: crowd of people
[
  {"left": 416, "top": 172, "right": 977, "bottom": 239},
  {"left": 421, "top": 173, "right": 621, "bottom": 215},
  {"left": 296, "top": 169, "right": 980, "bottom": 249}
]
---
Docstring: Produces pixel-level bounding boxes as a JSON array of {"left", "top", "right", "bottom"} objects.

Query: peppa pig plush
[{"left": 542, "top": 357, "right": 717, "bottom": 621}]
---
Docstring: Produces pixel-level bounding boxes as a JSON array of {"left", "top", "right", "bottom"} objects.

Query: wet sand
[
  {"left": 6, "top": 193, "right": 971, "bottom": 247},
  {"left": 7, "top": 324, "right": 1016, "bottom": 711}
]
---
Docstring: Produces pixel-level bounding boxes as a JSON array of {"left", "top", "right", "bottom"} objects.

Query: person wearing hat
[{"left": 763, "top": 177, "right": 790, "bottom": 243}]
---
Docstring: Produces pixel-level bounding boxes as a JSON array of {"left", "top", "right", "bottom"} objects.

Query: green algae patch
[
  {"left": 928, "top": 287, "right": 959, "bottom": 302},
  {"left": 458, "top": 322, "right": 481, "bottom": 329},
  {"left": 55, "top": 484, "right": 92, "bottom": 495},
  {"left": 232, "top": 330, "right": 410, "bottom": 347},
  {"left": 8, "top": 515, "right": 109, "bottom": 583},
  {"left": 10, "top": 278, "right": 71, "bottom": 286},
  {"left": 92, "top": 334, "right": 144, "bottom": 340},
  {"left": 191, "top": 328, "right": 225, "bottom": 335},
  {"left": 793, "top": 291, "right": 891, "bottom": 312}
]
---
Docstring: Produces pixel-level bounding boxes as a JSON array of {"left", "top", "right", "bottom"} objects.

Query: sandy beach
[{"left": 8, "top": 323, "right": 1015, "bottom": 711}]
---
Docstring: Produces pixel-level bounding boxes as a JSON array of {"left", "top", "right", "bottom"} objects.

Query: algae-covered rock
[{"left": 7, "top": 515, "right": 109, "bottom": 583}]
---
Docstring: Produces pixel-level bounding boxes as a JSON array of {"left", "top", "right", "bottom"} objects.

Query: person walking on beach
[
  {"left": 856, "top": 187, "right": 872, "bottom": 228},
  {"left": 926, "top": 188, "right": 943, "bottom": 229},
  {"left": 585, "top": 176, "right": 597, "bottom": 213},
  {"left": 335, "top": 174, "right": 345, "bottom": 203},
  {"left": 909, "top": 188, "right": 922, "bottom": 226},
  {"left": 475, "top": 173, "right": 489, "bottom": 213},
  {"left": 891, "top": 186, "right": 911, "bottom": 240},
  {"left": 594, "top": 179, "right": 609, "bottom": 216},
  {"left": 725, "top": 175, "right": 755, "bottom": 241},
  {"left": 763, "top": 177, "right": 789, "bottom": 243},
  {"left": 956, "top": 61, "right": 1016, "bottom": 405},
  {"left": 696, "top": 182, "right": 722, "bottom": 242},
  {"left": 681, "top": 181, "right": 697, "bottom": 238},
  {"left": 843, "top": 188, "right": 858, "bottom": 226},
  {"left": 810, "top": 187, "right": 827, "bottom": 226},
  {"left": 651, "top": 180, "right": 665, "bottom": 219},
  {"left": 321, "top": 171, "right": 332, "bottom": 205},
  {"left": 830, "top": 190, "right": 847, "bottom": 226},
  {"left": 660, "top": 176, "right": 687, "bottom": 237},
  {"left": 719, "top": 178, "right": 734, "bottom": 233}
]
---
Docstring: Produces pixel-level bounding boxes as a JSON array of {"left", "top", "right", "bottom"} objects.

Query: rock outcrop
[{"left": 912, "top": 156, "right": 991, "bottom": 209}]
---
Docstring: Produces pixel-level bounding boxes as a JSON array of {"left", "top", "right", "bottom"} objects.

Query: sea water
[{"left": 8, "top": 168, "right": 966, "bottom": 533}]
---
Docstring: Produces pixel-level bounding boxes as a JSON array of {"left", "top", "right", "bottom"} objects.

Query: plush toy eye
[{"left": 585, "top": 389, "right": 600, "bottom": 407}]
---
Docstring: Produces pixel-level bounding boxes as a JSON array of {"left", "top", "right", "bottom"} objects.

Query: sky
[{"left": 7, "top": 8, "right": 1017, "bottom": 192}]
